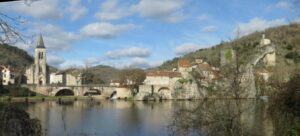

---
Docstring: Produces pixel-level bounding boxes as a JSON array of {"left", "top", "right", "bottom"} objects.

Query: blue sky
[{"left": 1, "top": 0, "right": 299, "bottom": 69}]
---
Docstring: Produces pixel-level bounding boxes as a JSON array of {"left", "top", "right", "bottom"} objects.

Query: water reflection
[
  {"left": 11, "top": 100, "right": 294, "bottom": 136},
  {"left": 19, "top": 101, "right": 173, "bottom": 136},
  {"left": 169, "top": 99, "right": 293, "bottom": 136}
]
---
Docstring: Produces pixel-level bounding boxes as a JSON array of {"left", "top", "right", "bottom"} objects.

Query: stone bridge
[
  {"left": 23, "top": 84, "right": 174, "bottom": 100},
  {"left": 24, "top": 85, "right": 132, "bottom": 98},
  {"left": 136, "top": 85, "right": 173, "bottom": 100}
]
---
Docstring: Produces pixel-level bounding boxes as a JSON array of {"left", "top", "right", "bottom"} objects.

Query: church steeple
[
  {"left": 34, "top": 34, "right": 47, "bottom": 85},
  {"left": 36, "top": 34, "right": 45, "bottom": 49}
]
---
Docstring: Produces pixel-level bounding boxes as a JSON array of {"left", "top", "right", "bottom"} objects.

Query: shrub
[
  {"left": 285, "top": 51, "right": 300, "bottom": 63},
  {"left": 286, "top": 44, "right": 294, "bottom": 50},
  {"left": 225, "top": 49, "right": 233, "bottom": 61}
]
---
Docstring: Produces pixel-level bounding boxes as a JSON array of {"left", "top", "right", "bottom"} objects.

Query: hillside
[
  {"left": 0, "top": 44, "right": 33, "bottom": 69},
  {"left": 157, "top": 23, "right": 300, "bottom": 70},
  {"left": 85, "top": 65, "right": 120, "bottom": 84},
  {"left": 0, "top": 44, "right": 59, "bottom": 73}
]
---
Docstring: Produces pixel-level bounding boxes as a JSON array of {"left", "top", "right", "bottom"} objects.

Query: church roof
[{"left": 36, "top": 34, "right": 45, "bottom": 49}]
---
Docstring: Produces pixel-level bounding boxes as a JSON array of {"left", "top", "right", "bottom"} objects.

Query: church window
[{"left": 38, "top": 52, "right": 43, "bottom": 59}]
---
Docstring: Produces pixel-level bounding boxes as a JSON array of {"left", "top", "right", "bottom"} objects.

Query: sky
[{"left": 1, "top": 0, "right": 299, "bottom": 69}]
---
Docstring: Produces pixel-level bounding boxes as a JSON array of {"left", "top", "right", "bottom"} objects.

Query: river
[{"left": 10, "top": 99, "right": 294, "bottom": 136}]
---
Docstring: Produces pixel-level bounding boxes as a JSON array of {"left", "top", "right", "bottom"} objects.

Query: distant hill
[
  {"left": 0, "top": 44, "right": 57, "bottom": 72},
  {"left": 157, "top": 23, "right": 300, "bottom": 70},
  {"left": 85, "top": 65, "right": 120, "bottom": 84},
  {"left": 0, "top": 44, "right": 33, "bottom": 69}
]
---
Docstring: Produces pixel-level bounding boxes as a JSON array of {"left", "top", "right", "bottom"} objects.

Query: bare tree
[
  {"left": 119, "top": 68, "right": 146, "bottom": 96},
  {"left": 0, "top": 12, "right": 25, "bottom": 44},
  {"left": 0, "top": 0, "right": 39, "bottom": 44}
]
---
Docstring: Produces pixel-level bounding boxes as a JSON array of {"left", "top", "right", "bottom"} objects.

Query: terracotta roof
[
  {"left": 178, "top": 59, "right": 190, "bottom": 68},
  {"left": 146, "top": 71, "right": 182, "bottom": 78},
  {"left": 197, "top": 63, "right": 212, "bottom": 71}
]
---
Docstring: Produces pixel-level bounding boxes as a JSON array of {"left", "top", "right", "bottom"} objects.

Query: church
[
  {"left": 25, "top": 34, "right": 48, "bottom": 85},
  {"left": 25, "top": 34, "right": 82, "bottom": 86}
]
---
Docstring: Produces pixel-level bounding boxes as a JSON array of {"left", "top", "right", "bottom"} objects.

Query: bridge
[{"left": 23, "top": 84, "right": 174, "bottom": 100}]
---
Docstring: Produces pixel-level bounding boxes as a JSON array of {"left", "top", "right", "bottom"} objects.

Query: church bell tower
[{"left": 34, "top": 34, "right": 47, "bottom": 85}]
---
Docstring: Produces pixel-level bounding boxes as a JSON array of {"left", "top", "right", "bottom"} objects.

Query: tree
[
  {"left": 0, "top": 0, "right": 40, "bottom": 44},
  {"left": 0, "top": 13, "right": 24, "bottom": 44},
  {"left": 80, "top": 70, "right": 105, "bottom": 85},
  {"left": 119, "top": 68, "right": 146, "bottom": 96}
]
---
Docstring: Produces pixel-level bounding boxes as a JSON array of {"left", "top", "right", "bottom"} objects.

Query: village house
[
  {"left": 110, "top": 80, "right": 121, "bottom": 87},
  {"left": 194, "top": 58, "right": 221, "bottom": 81},
  {"left": 177, "top": 59, "right": 193, "bottom": 79},
  {"left": 144, "top": 71, "right": 182, "bottom": 86},
  {"left": 178, "top": 59, "right": 192, "bottom": 72},
  {"left": 50, "top": 69, "right": 82, "bottom": 86},
  {"left": 0, "top": 66, "right": 15, "bottom": 85}
]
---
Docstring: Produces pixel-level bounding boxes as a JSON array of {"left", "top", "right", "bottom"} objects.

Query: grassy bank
[{"left": 0, "top": 96, "right": 107, "bottom": 102}]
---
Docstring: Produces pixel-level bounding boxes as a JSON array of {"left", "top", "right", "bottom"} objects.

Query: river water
[{"left": 11, "top": 99, "right": 292, "bottom": 136}]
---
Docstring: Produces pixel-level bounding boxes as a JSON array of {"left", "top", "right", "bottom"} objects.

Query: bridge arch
[
  {"left": 84, "top": 89, "right": 101, "bottom": 96},
  {"left": 157, "top": 87, "right": 171, "bottom": 99},
  {"left": 55, "top": 88, "right": 74, "bottom": 96}
]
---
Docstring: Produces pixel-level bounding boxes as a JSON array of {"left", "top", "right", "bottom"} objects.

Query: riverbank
[
  {"left": 0, "top": 95, "right": 259, "bottom": 103},
  {"left": 0, "top": 96, "right": 107, "bottom": 102}
]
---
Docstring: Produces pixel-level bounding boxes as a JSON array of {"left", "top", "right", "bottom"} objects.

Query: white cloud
[
  {"left": 175, "top": 43, "right": 201, "bottom": 55},
  {"left": 30, "top": 23, "right": 80, "bottom": 51},
  {"left": 293, "top": 17, "right": 300, "bottom": 23},
  {"left": 198, "top": 14, "right": 210, "bottom": 21},
  {"left": 84, "top": 57, "right": 103, "bottom": 67},
  {"left": 67, "top": 0, "right": 88, "bottom": 21},
  {"left": 95, "top": 0, "right": 131, "bottom": 21},
  {"left": 105, "top": 47, "right": 151, "bottom": 59},
  {"left": 127, "top": 57, "right": 150, "bottom": 68},
  {"left": 275, "top": 1, "right": 292, "bottom": 10},
  {"left": 121, "top": 58, "right": 162, "bottom": 69},
  {"left": 131, "top": 0, "right": 185, "bottom": 23},
  {"left": 47, "top": 55, "right": 65, "bottom": 68},
  {"left": 234, "top": 18, "right": 286, "bottom": 36},
  {"left": 8, "top": 0, "right": 63, "bottom": 19},
  {"left": 202, "top": 25, "right": 217, "bottom": 32},
  {"left": 80, "top": 22, "right": 138, "bottom": 38}
]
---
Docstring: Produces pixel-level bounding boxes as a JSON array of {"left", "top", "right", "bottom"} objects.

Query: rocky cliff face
[
  {"left": 0, "top": 106, "right": 42, "bottom": 136},
  {"left": 185, "top": 43, "right": 276, "bottom": 98}
]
